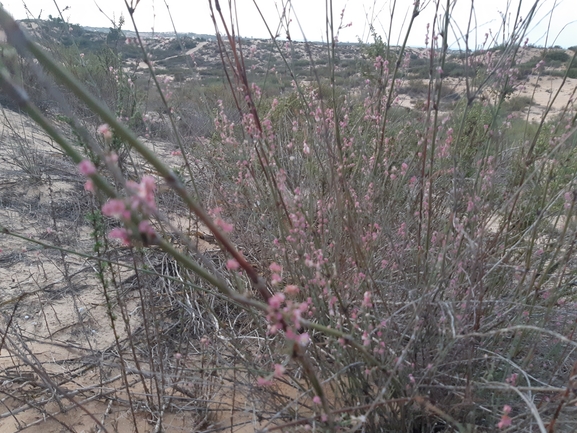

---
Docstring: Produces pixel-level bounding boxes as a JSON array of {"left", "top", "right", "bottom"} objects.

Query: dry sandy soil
[{"left": 0, "top": 108, "right": 272, "bottom": 433}]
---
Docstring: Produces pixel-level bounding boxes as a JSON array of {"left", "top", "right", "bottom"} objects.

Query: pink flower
[
  {"left": 138, "top": 220, "right": 156, "bottom": 238},
  {"left": 297, "top": 332, "right": 310, "bottom": 346},
  {"left": 78, "top": 159, "right": 96, "bottom": 176},
  {"left": 273, "top": 364, "right": 285, "bottom": 378},
  {"left": 285, "top": 285, "right": 300, "bottom": 295},
  {"left": 505, "top": 373, "right": 518, "bottom": 386},
  {"left": 269, "top": 262, "right": 282, "bottom": 273},
  {"left": 108, "top": 228, "right": 131, "bottom": 246},
  {"left": 97, "top": 123, "right": 113, "bottom": 140},
  {"left": 127, "top": 175, "right": 157, "bottom": 212},
  {"left": 256, "top": 377, "right": 273, "bottom": 387},
  {"left": 102, "top": 199, "right": 127, "bottom": 219},
  {"left": 215, "top": 218, "right": 234, "bottom": 233},
  {"left": 271, "top": 273, "right": 282, "bottom": 285},
  {"left": 497, "top": 405, "right": 512, "bottom": 429},
  {"left": 268, "top": 293, "right": 285, "bottom": 310},
  {"left": 226, "top": 259, "right": 240, "bottom": 270},
  {"left": 84, "top": 179, "right": 94, "bottom": 192},
  {"left": 312, "top": 396, "right": 321, "bottom": 405},
  {"left": 362, "top": 291, "right": 372, "bottom": 308},
  {"left": 497, "top": 415, "right": 512, "bottom": 429},
  {"left": 105, "top": 152, "right": 118, "bottom": 164}
]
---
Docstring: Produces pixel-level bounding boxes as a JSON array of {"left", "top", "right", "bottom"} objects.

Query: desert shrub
[
  {"left": 543, "top": 49, "right": 570, "bottom": 63},
  {"left": 503, "top": 95, "right": 533, "bottom": 112},
  {"left": 2, "top": 2, "right": 577, "bottom": 433},
  {"left": 401, "top": 79, "right": 428, "bottom": 96}
]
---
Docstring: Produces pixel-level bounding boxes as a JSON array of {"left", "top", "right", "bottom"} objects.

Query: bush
[
  {"left": 543, "top": 49, "right": 570, "bottom": 63},
  {"left": 2, "top": 3, "right": 577, "bottom": 433},
  {"left": 503, "top": 95, "right": 533, "bottom": 112}
]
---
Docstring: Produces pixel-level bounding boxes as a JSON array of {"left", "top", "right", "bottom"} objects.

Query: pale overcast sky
[{"left": 1, "top": 0, "right": 575, "bottom": 48}]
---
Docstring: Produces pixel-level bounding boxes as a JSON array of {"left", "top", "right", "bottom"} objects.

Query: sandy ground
[
  {"left": 398, "top": 74, "right": 577, "bottom": 123},
  {"left": 0, "top": 108, "right": 262, "bottom": 433}
]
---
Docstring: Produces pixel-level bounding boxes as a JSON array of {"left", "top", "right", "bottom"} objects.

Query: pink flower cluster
[
  {"left": 266, "top": 291, "right": 310, "bottom": 346},
  {"left": 78, "top": 159, "right": 96, "bottom": 176},
  {"left": 210, "top": 207, "right": 234, "bottom": 233},
  {"left": 126, "top": 175, "right": 157, "bottom": 213},
  {"left": 97, "top": 123, "right": 113, "bottom": 141},
  {"left": 270, "top": 262, "right": 282, "bottom": 285},
  {"left": 100, "top": 176, "right": 158, "bottom": 246},
  {"left": 497, "top": 405, "right": 512, "bottom": 429},
  {"left": 78, "top": 159, "right": 97, "bottom": 192}
]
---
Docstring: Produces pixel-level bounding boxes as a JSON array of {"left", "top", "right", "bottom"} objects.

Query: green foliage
[
  {"left": 454, "top": 100, "right": 496, "bottom": 172},
  {"left": 502, "top": 95, "right": 533, "bottom": 113},
  {"left": 442, "top": 61, "right": 475, "bottom": 77},
  {"left": 543, "top": 49, "right": 569, "bottom": 63}
]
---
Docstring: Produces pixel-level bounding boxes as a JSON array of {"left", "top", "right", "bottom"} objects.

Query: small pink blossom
[
  {"left": 497, "top": 405, "right": 512, "bottom": 429},
  {"left": 271, "top": 273, "right": 282, "bottom": 285},
  {"left": 285, "top": 285, "right": 300, "bottom": 295},
  {"left": 505, "top": 373, "right": 518, "bottom": 386},
  {"left": 303, "top": 142, "right": 310, "bottom": 155},
  {"left": 256, "top": 377, "right": 273, "bottom": 387},
  {"left": 127, "top": 175, "right": 157, "bottom": 212},
  {"left": 312, "top": 396, "right": 321, "bottom": 405},
  {"left": 78, "top": 159, "right": 96, "bottom": 176},
  {"left": 84, "top": 179, "right": 94, "bottom": 192},
  {"left": 97, "top": 123, "right": 113, "bottom": 140},
  {"left": 269, "top": 262, "right": 282, "bottom": 273},
  {"left": 138, "top": 220, "right": 156, "bottom": 239},
  {"left": 215, "top": 218, "right": 234, "bottom": 233},
  {"left": 268, "top": 292, "right": 285, "bottom": 310},
  {"left": 362, "top": 291, "right": 372, "bottom": 308},
  {"left": 102, "top": 199, "right": 127, "bottom": 219},
  {"left": 273, "top": 364, "right": 285, "bottom": 378},
  {"left": 226, "top": 259, "right": 240, "bottom": 270},
  {"left": 105, "top": 152, "right": 118, "bottom": 164},
  {"left": 108, "top": 228, "right": 131, "bottom": 246},
  {"left": 297, "top": 332, "right": 310, "bottom": 346}
]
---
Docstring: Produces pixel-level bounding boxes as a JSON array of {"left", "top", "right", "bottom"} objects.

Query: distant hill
[{"left": 83, "top": 26, "right": 217, "bottom": 41}]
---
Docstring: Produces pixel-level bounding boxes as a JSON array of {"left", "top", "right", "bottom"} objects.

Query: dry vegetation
[{"left": 2, "top": 2, "right": 577, "bottom": 432}]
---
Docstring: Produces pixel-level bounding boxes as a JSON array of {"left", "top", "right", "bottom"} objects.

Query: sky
[{"left": 1, "top": 0, "right": 575, "bottom": 48}]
